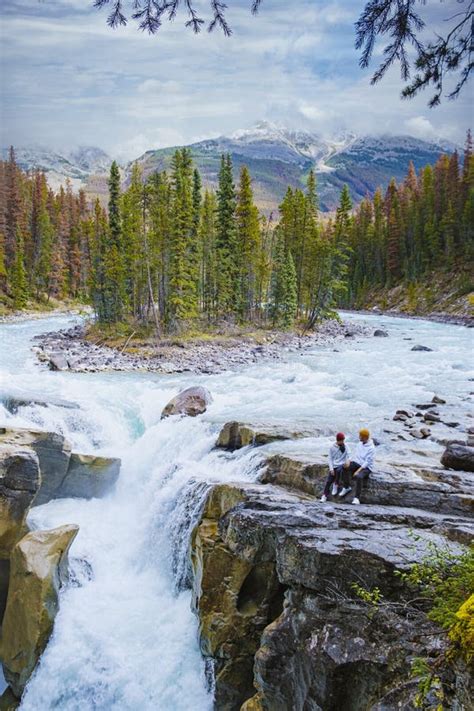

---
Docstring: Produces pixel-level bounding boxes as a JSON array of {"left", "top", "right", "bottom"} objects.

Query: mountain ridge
[{"left": 2, "top": 123, "right": 459, "bottom": 212}]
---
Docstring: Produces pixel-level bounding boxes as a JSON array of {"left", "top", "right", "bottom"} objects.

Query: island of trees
[{"left": 0, "top": 130, "right": 472, "bottom": 333}]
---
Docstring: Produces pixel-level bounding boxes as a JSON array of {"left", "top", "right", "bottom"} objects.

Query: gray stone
[
  {"left": 373, "top": 329, "right": 388, "bottom": 337},
  {"left": 47, "top": 353, "right": 69, "bottom": 371},
  {"left": 432, "top": 395, "right": 446, "bottom": 405},
  {"left": 0, "top": 442, "right": 41, "bottom": 558},
  {"left": 215, "top": 422, "right": 314, "bottom": 451},
  {"left": 0, "top": 428, "right": 120, "bottom": 505},
  {"left": 441, "top": 443, "right": 474, "bottom": 472},
  {"left": 191, "top": 482, "right": 473, "bottom": 711},
  {"left": 59, "top": 453, "right": 120, "bottom": 499},
  {"left": 0, "top": 390, "right": 79, "bottom": 414},
  {"left": 261, "top": 454, "right": 474, "bottom": 518},
  {"left": 411, "top": 345, "right": 433, "bottom": 352},
  {"left": 161, "top": 386, "right": 213, "bottom": 419}
]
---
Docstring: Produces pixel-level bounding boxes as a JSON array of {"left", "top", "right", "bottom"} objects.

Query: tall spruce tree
[{"left": 215, "top": 154, "right": 237, "bottom": 317}]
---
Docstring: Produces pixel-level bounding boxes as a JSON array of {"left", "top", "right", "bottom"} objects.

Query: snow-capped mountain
[
  {"left": 132, "top": 121, "right": 459, "bottom": 211},
  {"left": 4, "top": 123, "right": 459, "bottom": 211},
  {"left": 0, "top": 145, "right": 113, "bottom": 193},
  {"left": 197, "top": 120, "right": 357, "bottom": 169}
]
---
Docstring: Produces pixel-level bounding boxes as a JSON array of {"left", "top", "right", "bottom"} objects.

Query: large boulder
[
  {"left": 0, "top": 443, "right": 41, "bottom": 558},
  {"left": 190, "top": 482, "right": 473, "bottom": 711},
  {"left": 261, "top": 454, "right": 474, "bottom": 518},
  {"left": 441, "top": 443, "right": 474, "bottom": 472},
  {"left": 161, "top": 386, "right": 212, "bottom": 419},
  {"left": 0, "top": 389, "right": 79, "bottom": 414},
  {"left": 1, "top": 525, "right": 79, "bottom": 698},
  {"left": 216, "top": 422, "right": 313, "bottom": 451},
  {"left": 57, "top": 453, "right": 120, "bottom": 499},
  {"left": 0, "top": 428, "right": 71, "bottom": 507},
  {"left": 0, "top": 428, "right": 120, "bottom": 505}
]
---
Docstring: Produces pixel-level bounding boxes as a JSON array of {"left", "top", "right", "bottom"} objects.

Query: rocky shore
[{"left": 32, "top": 319, "right": 370, "bottom": 375}]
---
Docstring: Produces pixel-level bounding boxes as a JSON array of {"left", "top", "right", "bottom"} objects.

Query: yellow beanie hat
[{"left": 359, "top": 428, "right": 370, "bottom": 438}]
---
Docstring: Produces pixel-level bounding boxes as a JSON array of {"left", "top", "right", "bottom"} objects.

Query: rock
[
  {"left": 0, "top": 688, "right": 19, "bottom": 710},
  {"left": 415, "top": 403, "right": 435, "bottom": 410},
  {"left": 161, "top": 386, "right": 213, "bottom": 419},
  {"left": 395, "top": 409, "right": 414, "bottom": 418},
  {"left": 424, "top": 411, "right": 441, "bottom": 423},
  {"left": 373, "top": 329, "right": 388, "bottom": 337},
  {"left": 190, "top": 482, "right": 473, "bottom": 711},
  {"left": 47, "top": 353, "right": 69, "bottom": 371},
  {"left": 411, "top": 345, "right": 433, "bottom": 352},
  {"left": 0, "top": 428, "right": 71, "bottom": 506},
  {"left": 0, "top": 390, "right": 79, "bottom": 414},
  {"left": 1, "top": 525, "right": 79, "bottom": 698},
  {"left": 0, "top": 428, "right": 120, "bottom": 505},
  {"left": 215, "top": 422, "right": 313, "bottom": 451},
  {"left": 56, "top": 453, "right": 120, "bottom": 499},
  {"left": 441, "top": 443, "right": 474, "bottom": 472},
  {"left": 432, "top": 395, "right": 446, "bottom": 405},
  {"left": 261, "top": 454, "right": 474, "bottom": 518},
  {"left": 0, "top": 443, "right": 41, "bottom": 558}
]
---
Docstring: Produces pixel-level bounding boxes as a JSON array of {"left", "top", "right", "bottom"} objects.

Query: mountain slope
[
  {"left": 132, "top": 122, "right": 457, "bottom": 212},
  {"left": 3, "top": 124, "right": 458, "bottom": 212}
]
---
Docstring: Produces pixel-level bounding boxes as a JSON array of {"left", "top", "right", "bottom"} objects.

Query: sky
[{"left": 0, "top": 0, "right": 471, "bottom": 160}]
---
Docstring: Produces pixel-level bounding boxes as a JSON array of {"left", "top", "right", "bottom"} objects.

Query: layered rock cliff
[{"left": 190, "top": 428, "right": 474, "bottom": 710}]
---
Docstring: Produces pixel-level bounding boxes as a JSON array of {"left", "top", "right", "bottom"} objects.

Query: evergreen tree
[
  {"left": 215, "top": 154, "right": 237, "bottom": 316},
  {"left": 235, "top": 165, "right": 260, "bottom": 319},
  {"left": 270, "top": 234, "right": 297, "bottom": 328},
  {"left": 12, "top": 231, "right": 28, "bottom": 308}
]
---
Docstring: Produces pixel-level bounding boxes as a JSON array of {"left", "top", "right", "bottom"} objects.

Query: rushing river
[{"left": 0, "top": 312, "right": 472, "bottom": 710}]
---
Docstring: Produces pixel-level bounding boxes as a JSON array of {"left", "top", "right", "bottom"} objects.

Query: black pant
[
  {"left": 323, "top": 465, "right": 344, "bottom": 496},
  {"left": 342, "top": 461, "right": 371, "bottom": 498}
]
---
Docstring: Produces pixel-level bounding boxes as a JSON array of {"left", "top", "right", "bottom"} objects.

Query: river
[{"left": 0, "top": 312, "right": 472, "bottom": 710}]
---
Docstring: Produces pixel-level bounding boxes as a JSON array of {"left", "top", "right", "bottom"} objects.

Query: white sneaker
[
  {"left": 352, "top": 497, "right": 361, "bottom": 505},
  {"left": 339, "top": 487, "right": 352, "bottom": 497},
  {"left": 320, "top": 495, "right": 327, "bottom": 502},
  {"left": 331, "top": 484, "right": 338, "bottom": 496}
]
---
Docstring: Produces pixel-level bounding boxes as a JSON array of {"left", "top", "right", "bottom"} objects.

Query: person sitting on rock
[
  {"left": 320, "top": 432, "right": 350, "bottom": 502},
  {"left": 338, "top": 428, "right": 375, "bottom": 505}
]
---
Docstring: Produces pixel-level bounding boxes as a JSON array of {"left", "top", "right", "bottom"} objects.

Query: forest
[{"left": 0, "top": 130, "right": 472, "bottom": 333}]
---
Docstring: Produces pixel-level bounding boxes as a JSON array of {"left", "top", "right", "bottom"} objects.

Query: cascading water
[{"left": 0, "top": 312, "right": 472, "bottom": 710}]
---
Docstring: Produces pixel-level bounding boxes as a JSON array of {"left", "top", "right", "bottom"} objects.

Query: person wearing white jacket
[
  {"left": 339, "top": 428, "right": 375, "bottom": 505},
  {"left": 320, "top": 432, "right": 350, "bottom": 502}
]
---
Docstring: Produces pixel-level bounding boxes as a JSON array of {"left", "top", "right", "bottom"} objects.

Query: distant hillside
[
  {"left": 130, "top": 122, "right": 457, "bottom": 212},
  {"left": 3, "top": 123, "right": 458, "bottom": 212}
]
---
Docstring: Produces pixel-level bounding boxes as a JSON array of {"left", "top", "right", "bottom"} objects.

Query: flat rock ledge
[
  {"left": 190, "top": 482, "right": 474, "bottom": 711},
  {"left": 216, "top": 422, "right": 317, "bottom": 451},
  {"left": 0, "top": 427, "right": 120, "bottom": 506},
  {"left": 32, "top": 320, "right": 370, "bottom": 375},
  {"left": 261, "top": 454, "right": 474, "bottom": 518}
]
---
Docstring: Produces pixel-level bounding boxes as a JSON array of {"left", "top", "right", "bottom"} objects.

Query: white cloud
[
  {"left": 1, "top": 0, "right": 470, "bottom": 158},
  {"left": 404, "top": 116, "right": 437, "bottom": 140}
]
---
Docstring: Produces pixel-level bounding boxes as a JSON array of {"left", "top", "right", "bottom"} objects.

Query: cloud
[
  {"left": 403, "top": 116, "right": 437, "bottom": 140},
  {"left": 0, "top": 0, "right": 470, "bottom": 159}
]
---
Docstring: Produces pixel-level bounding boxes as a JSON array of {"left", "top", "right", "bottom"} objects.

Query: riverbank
[
  {"left": 0, "top": 303, "right": 92, "bottom": 324},
  {"left": 32, "top": 319, "right": 370, "bottom": 374},
  {"left": 345, "top": 307, "right": 473, "bottom": 327}
]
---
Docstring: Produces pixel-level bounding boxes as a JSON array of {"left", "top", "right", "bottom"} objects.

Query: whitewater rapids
[{"left": 0, "top": 312, "right": 472, "bottom": 710}]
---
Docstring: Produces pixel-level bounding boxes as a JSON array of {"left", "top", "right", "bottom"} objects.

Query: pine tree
[
  {"left": 103, "top": 161, "right": 126, "bottom": 322},
  {"left": 167, "top": 148, "right": 198, "bottom": 326},
  {"left": 12, "top": 231, "right": 28, "bottom": 308},
  {"left": 270, "top": 234, "right": 298, "bottom": 328},
  {"left": 215, "top": 154, "right": 237, "bottom": 316},
  {"left": 235, "top": 165, "right": 260, "bottom": 319}
]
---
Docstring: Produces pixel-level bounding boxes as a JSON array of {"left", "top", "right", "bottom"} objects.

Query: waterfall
[{"left": 0, "top": 312, "right": 471, "bottom": 710}]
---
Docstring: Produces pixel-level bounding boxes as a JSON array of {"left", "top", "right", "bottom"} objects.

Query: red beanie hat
[{"left": 336, "top": 432, "right": 345, "bottom": 441}]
